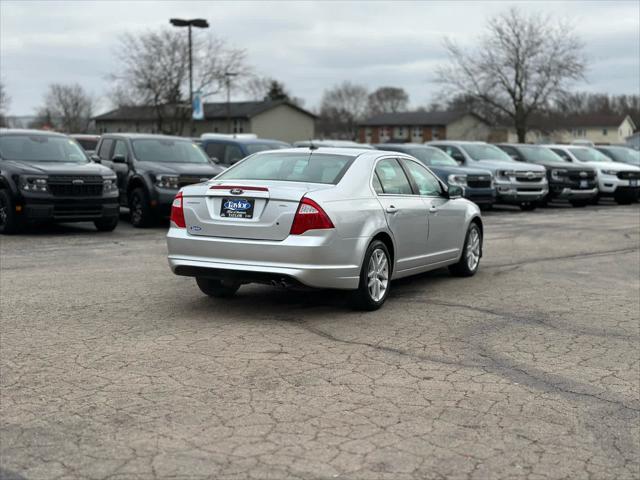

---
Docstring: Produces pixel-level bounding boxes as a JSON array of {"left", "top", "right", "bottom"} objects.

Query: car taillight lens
[
  {"left": 290, "top": 197, "right": 334, "bottom": 235},
  {"left": 170, "top": 191, "right": 186, "bottom": 228}
]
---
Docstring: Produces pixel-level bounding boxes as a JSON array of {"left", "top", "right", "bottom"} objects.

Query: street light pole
[
  {"left": 188, "top": 24, "right": 193, "bottom": 136},
  {"left": 225, "top": 72, "right": 238, "bottom": 134},
  {"left": 169, "top": 18, "right": 209, "bottom": 136}
]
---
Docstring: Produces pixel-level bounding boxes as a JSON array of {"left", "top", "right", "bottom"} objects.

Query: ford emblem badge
[{"left": 230, "top": 188, "right": 243, "bottom": 195}]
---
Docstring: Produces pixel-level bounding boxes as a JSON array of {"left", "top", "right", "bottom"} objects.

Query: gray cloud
[{"left": 1, "top": 0, "right": 638, "bottom": 115}]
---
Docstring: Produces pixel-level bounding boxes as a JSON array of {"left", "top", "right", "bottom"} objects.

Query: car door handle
[
  {"left": 386, "top": 206, "right": 399, "bottom": 214},
  {"left": 429, "top": 205, "right": 438, "bottom": 213}
]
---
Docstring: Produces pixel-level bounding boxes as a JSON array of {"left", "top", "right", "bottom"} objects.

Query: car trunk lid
[{"left": 182, "top": 181, "right": 332, "bottom": 240}]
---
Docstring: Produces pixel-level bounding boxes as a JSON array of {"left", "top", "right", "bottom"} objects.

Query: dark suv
[
  {"left": 93, "top": 134, "right": 223, "bottom": 227},
  {"left": 0, "top": 129, "right": 119, "bottom": 234},
  {"left": 496, "top": 144, "right": 598, "bottom": 207},
  {"left": 200, "top": 135, "right": 290, "bottom": 168}
]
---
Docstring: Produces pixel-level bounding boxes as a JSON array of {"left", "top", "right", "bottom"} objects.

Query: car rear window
[{"left": 217, "top": 152, "right": 356, "bottom": 185}]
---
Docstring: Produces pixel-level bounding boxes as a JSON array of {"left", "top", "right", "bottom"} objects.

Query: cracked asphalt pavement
[{"left": 1, "top": 204, "right": 639, "bottom": 479}]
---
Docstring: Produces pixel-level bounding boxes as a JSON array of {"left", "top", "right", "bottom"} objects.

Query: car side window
[
  {"left": 500, "top": 145, "right": 522, "bottom": 161},
  {"left": 439, "top": 145, "right": 465, "bottom": 163},
  {"left": 98, "top": 139, "right": 113, "bottom": 160},
  {"left": 375, "top": 158, "right": 413, "bottom": 195},
  {"left": 205, "top": 142, "right": 225, "bottom": 161},
  {"left": 113, "top": 140, "right": 128, "bottom": 159},
  {"left": 551, "top": 148, "right": 571, "bottom": 162},
  {"left": 372, "top": 172, "right": 384, "bottom": 194},
  {"left": 402, "top": 160, "right": 442, "bottom": 196},
  {"left": 224, "top": 144, "right": 244, "bottom": 165}
]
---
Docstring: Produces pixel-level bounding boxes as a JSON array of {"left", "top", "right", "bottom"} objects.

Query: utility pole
[
  {"left": 225, "top": 71, "right": 238, "bottom": 134},
  {"left": 169, "top": 18, "right": 209, "bottom": 136}
]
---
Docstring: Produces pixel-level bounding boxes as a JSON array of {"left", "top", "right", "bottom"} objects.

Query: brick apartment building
[{"left": 358, "top": 111, "right": 492, "bottom": 144}]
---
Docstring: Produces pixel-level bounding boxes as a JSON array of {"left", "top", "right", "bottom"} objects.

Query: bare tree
[
  {"left": 244, "top": 76, "right": 304, "bottom": 106},
  {"left": 0, "top": 81, "right": 10, "bottom": 127},
  {"left": 367, "top": 87, "right": 409, "bottom": 115},
  {"left": 436, "top": 7, "right": 586, "bottom": 142},
  {"left": 110, "top": 27, "right": 250, "bottom": 135},
  {"left": 36, "top": 83, "right": 94, "bottom": 133},
  {"left": 318, "top": 81, "right": 369, "bottom": 139}
]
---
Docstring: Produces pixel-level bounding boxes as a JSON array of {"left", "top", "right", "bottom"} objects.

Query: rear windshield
[
  {"left": 217, "top": 152, "right": 355, "bottom": 185},
  {"left": 0, "top": 134, "right": 88, "bottom": 163},
  {"left": 132, "top": 138, "right": 210, "bottom": 163},
  {"left": 244, "top": 143, "right": 290, "bottom": 155}
]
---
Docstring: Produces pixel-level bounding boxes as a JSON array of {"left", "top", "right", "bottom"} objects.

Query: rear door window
[{"left": 375, "top": 158, "right": 413, "bottom": 195}]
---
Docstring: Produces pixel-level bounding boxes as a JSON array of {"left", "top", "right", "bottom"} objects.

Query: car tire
[
  {"left": 94, "top": 216, "right": 119, "bottom": 232},
  {"left": 352, "top": 240, "right": 391, "bottom": 311},
  {"left": 128, "top": 187, "right": 154, "bottom": 228},
  {"left": 196, "top": 277, "right": 241, "bottom": 298},
  {"left": 449, "top": 223, "right": 482, "bottom": 277},
  {"left": 520, "top": 202, "right": 537, "bottom": 211},
  {"left": 570, "top": 200, "right": 588, "bottom": 208},
  {"left": 0, "top": 189, "right": 20, "bottom": 234}
]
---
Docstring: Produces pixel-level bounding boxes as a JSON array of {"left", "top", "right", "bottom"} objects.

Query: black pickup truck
[
  {"left": 93, "top": 134, "right": 223, "bottom": 227},
  {"left": 497, "top": 144, "right": 598, "bottom": 207},
  {"left": 0, "top": 129, "right": 120, "bottom": 233}
]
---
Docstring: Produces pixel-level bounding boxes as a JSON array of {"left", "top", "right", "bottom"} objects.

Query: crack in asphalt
[{"left": 485, "top": 246, "right": 639, "bottom": 269}]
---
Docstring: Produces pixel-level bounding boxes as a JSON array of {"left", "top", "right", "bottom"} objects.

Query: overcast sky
[{"left": 1, "top": 0, "right": 639, "bottom": 115}]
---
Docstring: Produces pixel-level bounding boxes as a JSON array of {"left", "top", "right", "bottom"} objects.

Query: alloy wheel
[
  {"left": 466, "top": 228, "right": 481, "bottom": 271},
  {"left": 131, "top": 194, "right": 143, "bottom": 224},
  {"left": 367, "top": 248, "right": 389, "bottom": 302},
  {"left": 0, "top": 200, "right": 7, "bottom": 227}
]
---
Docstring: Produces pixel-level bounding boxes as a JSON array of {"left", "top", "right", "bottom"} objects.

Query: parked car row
[
  {"left": 370, "top": 141, "right": 639, "bottom": 209},
  {"left": 1, "top": 128, "right": 638, "bottom": 235}
]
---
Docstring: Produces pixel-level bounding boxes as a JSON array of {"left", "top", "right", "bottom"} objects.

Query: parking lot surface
[{"left": 1, "top": 204, "right": 639, "bottom": 480}]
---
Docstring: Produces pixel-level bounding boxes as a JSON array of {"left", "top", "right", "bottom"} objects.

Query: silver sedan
[{"left": 167, "top": 148, "right": 483, "bottom": 310}]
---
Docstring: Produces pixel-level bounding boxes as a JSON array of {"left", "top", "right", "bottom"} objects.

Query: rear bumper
[{"left": 166, "top": 227, "right": 363, "bottom": 289}]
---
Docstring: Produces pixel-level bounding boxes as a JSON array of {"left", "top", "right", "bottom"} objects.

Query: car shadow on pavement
[{"left": 187, "top": 268, "right": 452, "bottom": 316}]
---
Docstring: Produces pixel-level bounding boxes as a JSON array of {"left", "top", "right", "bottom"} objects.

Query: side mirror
[
  {"left": 509, "top": 154, "right": 519, "bottom": 161},
  {"left": 91, "top": 154, "right": 101, "bottom": 163},
  {"left": 112, "top": 154, "right": 127, "bottom": 164},
  {"left": 209, "top": 156, "right": 220, "bottom": 163},
  {"left": 447, "top": 185, "right": 464, "bottom": 199}
]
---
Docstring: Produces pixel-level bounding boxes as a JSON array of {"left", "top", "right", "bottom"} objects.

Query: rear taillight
[
  {"left": 290, "top": 197, "right": 334, "bottom": 235},
  {"left": 170, "top": 191, "right": 186, "bottom": 228}
]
